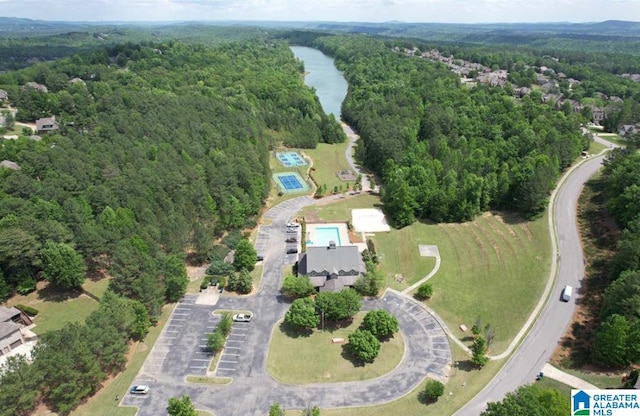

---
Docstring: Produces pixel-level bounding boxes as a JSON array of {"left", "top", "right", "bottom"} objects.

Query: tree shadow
[
  {"left": 321, "top": 317, "right": 354, "bottom": 334},
  {"left": 460, "top": 336, "right": 475, "bottom": 343},
  {"left": 340, "top": 344, "right": 366, "bottom": 368},
  {"left": 456, "top": 360, "right": 479, "bottom": 372},
  {"left": 417, "top": 390, "right": 438, "bottom": 405},
  {"left": 279, "top": 320, "right": 312, "bottom": 339},
  {"left": 36, "top": 283, "right": 83, "bottom": 302},
  {"left": 497, "top": 210, "right": 531, "bottom": 225}
]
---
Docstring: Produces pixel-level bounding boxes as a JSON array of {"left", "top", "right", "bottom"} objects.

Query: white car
[
  {"left": 233, "top": 313, "right": 253, "bottom": 322},
  {"left": 130, "top": 385, "right": 150, "bottom": 395}
]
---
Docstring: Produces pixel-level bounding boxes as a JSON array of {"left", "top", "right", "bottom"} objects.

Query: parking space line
[
  {"left": 192, "top": 358, "right": 210, "bottom": 362},
  {"left": 223, "top": 353, "right": 239, "bottom": 357},
  {"left": 219, "top": 359, "right": 238, "bottom": 364},
  {"left": 224, "top": 346, "right": 241, "bottom": 349},
  {"left": 226, "top": 340, "right": 244, "bottom": 343},
  {"left": 189, "top": 366, "right": 207, "bottom": 369}
]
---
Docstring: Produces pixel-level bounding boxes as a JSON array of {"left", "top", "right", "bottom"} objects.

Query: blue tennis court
[
  {"left": 276, "top": 152, "right": 307, "bottom": 167},
  {"left": 279, "top": 175, "right": 303, "bottom": 190},
  {"left": 273, "top": 172, "right": 310, "bottom": 194}
]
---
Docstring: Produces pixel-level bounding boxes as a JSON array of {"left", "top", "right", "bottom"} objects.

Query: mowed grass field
[
  {"left": 6, "top": 283, "right": 100, "bottom": 335},
  {"left": 302, "top": 194, "right": 552, "bottom": 355},
  {"left": 302, "top": 141, "right": 355, "bottom": 194},
  {"left": 267, "top": 312, "right": 404, "bottom": 384}
]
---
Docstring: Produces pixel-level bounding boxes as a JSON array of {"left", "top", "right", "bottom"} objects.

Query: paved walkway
[{"left": 542, "top": 363, "right": 598, "bottom": 389}]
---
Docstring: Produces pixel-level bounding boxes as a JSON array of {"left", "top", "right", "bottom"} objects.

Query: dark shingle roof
[
  {"left": 303, "top": 245, "right": 361, "bottom": 276},
  {"left": 0, "top": 321, "right": 20, "bottom": 339},
  {"left": 0, "top": 306, "right": 21, "bottom": 323}
]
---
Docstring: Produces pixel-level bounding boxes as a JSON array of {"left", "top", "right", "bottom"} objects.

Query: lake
[{"left": 290, "top": 46, "right": 348, "bottom": 119}]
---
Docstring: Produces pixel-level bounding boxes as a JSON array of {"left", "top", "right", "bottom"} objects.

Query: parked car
[
  {"left": 286, "top": 248, "right": 298, "bottom": 254},
  {"left": 285, "top": 237, "right": 297, "bottom": 243},
  {"left": 561, "top": 285, "right": 573, "bottom": 302},
  {"left": 130, "top": 385, "right": 150, "bottom": 395},
  {"left": 256, "top": 254, "right": 264, "bottom": 262},
  {"left": 287, "top": 222, "right": 300, "bottom": 228},
  {"left": 233, "top": 313, "right": 252, "bottom": 322},
  {"left": 286, "top": 228, "right": 298, "bottom": 234}
]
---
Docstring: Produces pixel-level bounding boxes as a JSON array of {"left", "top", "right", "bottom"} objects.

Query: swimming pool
[
  {"left": 308, "top": 226, "right": 342, "bottom": 247},
  {"left": 276, "top": 152, "right": 307, "bottom": 167}
]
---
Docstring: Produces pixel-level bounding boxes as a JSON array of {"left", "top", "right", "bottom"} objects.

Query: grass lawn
[
  {"left": 302, "top": 141, "right": 355, "bottom": 195},
  {"left": 536, "top": 377, "right": 572, "bottom": 397},
  {"left": 285, "top": 342, "right": 504, "bottom": 416},
  {"left": 186, "top": 375, "right": 232, "bottom": 385},
  {"left": 6, "top": 284, "right": 100, "bottom": 335},
  {"left": 301, "top": 195, "right": 551, "bottom": 355},
  {"left": 559, "top": 367, "right": 623, "bottom": 389},
  {"left": 82, "top": 278, "right": 111, "bottom": 299},
  {"left": 71, "top": 304, "right": 175, "bottom": 416},
  {"left": 267, "top": 312, "right": 404, "bottom": 384},
  {"left": 588, "top": 140, "right": 608, "bottom": 155}
]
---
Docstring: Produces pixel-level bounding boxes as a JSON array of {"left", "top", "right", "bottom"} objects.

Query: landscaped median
[{"left": 267, "top": 312, "right": 404, "bottom": 384}]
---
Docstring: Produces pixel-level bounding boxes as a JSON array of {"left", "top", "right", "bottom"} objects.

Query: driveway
[{"left": 123, "top": 193, "right": 452, "bottom": 415}]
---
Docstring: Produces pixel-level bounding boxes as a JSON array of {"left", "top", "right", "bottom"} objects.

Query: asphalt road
[
  {"left": 123, "top": 194, "right": 452, "bottom": 416},
  {"left": 456, "top": 150, "right": 610, "bottom": 415}
]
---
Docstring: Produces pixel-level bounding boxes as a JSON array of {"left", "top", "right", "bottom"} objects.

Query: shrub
[
  {"left": 15, "top": 304, "right": 39, "bottom": 316},
  {"left": 416, "top": 283, "right": 433, "bottom": 300},
  {"left": 221, "top": 229, "right": 243, "bottom": 249},
  {"left": 200, "top": 278, "right": 210, "bottom": 291},
  {"left": 208, "top": 245, "right": 231, "bottom": 263},
  {"left": 16, "top": 279, "right": 36, "bottom": 295},
  {"left": 227, "top": 270, "right": 252, "bottom": 294},
  {"left": 207, "top": 329, "right": 225, "bottom": 354},
  {"left": 218, "top": 312, "right": 233, "bottom": 336},
  {"left": 423, "top": 379, "right": 445, "bottom": 403},
  {"left": 281, "top": 274, "right": 315, "bottom": 299},
  {"left": 206, "top": 261, "right": 235, "bottom": 277}
]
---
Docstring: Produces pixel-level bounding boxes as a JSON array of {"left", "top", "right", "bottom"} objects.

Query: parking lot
[{"left": 215, "top": 321, "right": 251, "bottom": 376}]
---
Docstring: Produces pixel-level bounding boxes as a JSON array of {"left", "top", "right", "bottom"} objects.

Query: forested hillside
[
  {"left": 586, "top": 148, "right": 640, "bottom": 369},
  {"left": 0, "top": 39, "right": 341, "bottom": 306},
  {"left": 0, "top": 38, "right": 344, "bottom": 414},
  {"left": 309, "top": 35, "right": 589, "bottom": 224}
]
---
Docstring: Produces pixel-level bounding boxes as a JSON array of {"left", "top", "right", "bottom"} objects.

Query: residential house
[
  {"left": 36, "top": 116, "right": 58, "bottom": 134},
  {"left": 619, "top": 124, "right": 640, "bottom": 138},
  {"left": 0, "top": 160, "right": 20, "bottom": 170},
  {"left": 610, "top": 96, "right": 624, "bottom": 104},
  {"left": 0, "top": 306, "right": 33, "bottom": 356},
  {"left": 513, "top": 87, "right": 531, "bottom": 98},
  {"left": 0, "top": 89, "right": 7, "bottom": 102},
  {"left": 22, "top": 82, "right": 48, "bottom": 93},
  {"left": 298, "top": 242, "right": 364, "bottom": 292},
  {"left": 592, "top": 107, "right": 605, "bottom": 124}
]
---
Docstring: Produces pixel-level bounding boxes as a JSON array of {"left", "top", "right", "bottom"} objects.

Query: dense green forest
[
  {"left": 0, "top": 38, "right": 345, "bottom": 414},
  {"left": 295, "top": 35, "right": 589, "bottom": 224},
  {"left": 582, "top": 147, "right": 640, "bottom": 369}
]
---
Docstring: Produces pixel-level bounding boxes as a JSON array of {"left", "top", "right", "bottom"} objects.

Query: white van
[{"left": 562, "top": 285, "right": 573, "bottom": 302}]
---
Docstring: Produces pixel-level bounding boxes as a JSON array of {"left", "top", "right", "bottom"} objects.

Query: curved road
[
  {"left": 457, "top": 139, "right": 614, "bottom": 415},
  {"left": 124, "top": 194, "right": 452, "bottom": 416}
]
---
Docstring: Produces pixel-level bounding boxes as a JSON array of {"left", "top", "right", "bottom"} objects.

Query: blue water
[
  {"left": 311, "top": 227, "right": 342, "bottom": 247},
  {"left": 290, "top": 46, "right": 348, "bottom": 119}
]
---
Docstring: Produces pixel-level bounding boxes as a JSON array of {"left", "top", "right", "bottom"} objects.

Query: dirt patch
[
  {"left": 304, "top": 210, "right": 321, "bottom": 223},
  {"left": 186, "top": 265, "right": 207, "bottom": 282}
]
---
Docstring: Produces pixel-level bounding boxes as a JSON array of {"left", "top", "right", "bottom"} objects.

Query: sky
[{"left": 1, "top": 0, "right": 639, "bottom": 24}]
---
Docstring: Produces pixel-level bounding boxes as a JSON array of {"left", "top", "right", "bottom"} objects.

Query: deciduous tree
[
  {"left": 285, "top": 298, "right": 319, "bottom": 330},
  {"left": 40, "top": 241, "right": 86, "bottom": 290},
  {"left": 348, "top": 329, "right": 380, "bottom": 363},
  {"left": 362, "top": 309, "right": 399, "bottom": 339},
  {"left": 167, "top": 395, "right": 197, "bottom": 416}
]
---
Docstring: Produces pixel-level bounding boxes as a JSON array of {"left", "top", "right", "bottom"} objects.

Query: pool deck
[{"left": 305, "top": 222, "right": 365, "bottom": 252}]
